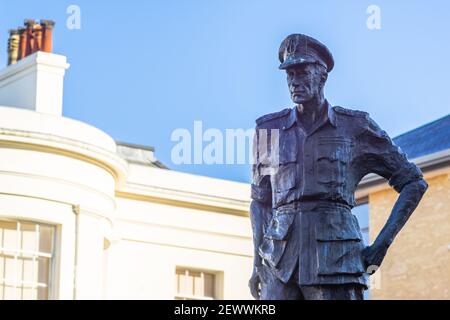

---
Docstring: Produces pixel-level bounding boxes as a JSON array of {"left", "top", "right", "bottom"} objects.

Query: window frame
[
  {"left": 174, "top": 267, "right": 219, "bottom": 300},
  {"left": 0, "top": 218, "right": 57, "bottom": 300}
]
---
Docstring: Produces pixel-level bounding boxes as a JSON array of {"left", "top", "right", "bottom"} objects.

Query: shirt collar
[{"left": 283, "top": 100, "right": 337, "bottom": 130}]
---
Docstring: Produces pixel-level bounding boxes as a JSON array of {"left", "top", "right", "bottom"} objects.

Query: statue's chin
[
  {"left": 292, "top": 97, "right": 308, "bottom": 105},
  {"left": 292, "top": 97, "right": 302, "bottom": 104},
  {"left": 292, "top": 94, "right": 318, "bottom": 106}
]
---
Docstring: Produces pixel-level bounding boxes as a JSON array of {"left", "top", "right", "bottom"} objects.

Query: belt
[{"left": 274, "top": 200, "right": 352, "bottom": 214}]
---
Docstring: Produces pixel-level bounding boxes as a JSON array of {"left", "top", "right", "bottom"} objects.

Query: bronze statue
[{"left": 249, "top": 34, "right": 428, "bottom": 300}]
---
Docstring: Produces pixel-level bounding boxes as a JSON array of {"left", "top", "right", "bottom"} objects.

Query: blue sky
[{"left": 1, "top": 0, "right": 449, "bottom": 182}]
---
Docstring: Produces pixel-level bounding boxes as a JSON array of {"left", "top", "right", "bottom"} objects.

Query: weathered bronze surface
[{"left": 249, "top": 34, "right": 428, "bottom": 300}]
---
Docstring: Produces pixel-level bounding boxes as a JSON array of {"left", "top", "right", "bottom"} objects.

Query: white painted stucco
[{"left": 0, "top": 52, "right": 253, "bottom": 300}]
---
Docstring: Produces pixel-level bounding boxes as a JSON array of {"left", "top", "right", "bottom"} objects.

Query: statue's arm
[
  {"left": 359, "top": 116, "right": 428, "bottom": 271},
  {"left": 249, "top": 184, "right": 272, "bottom": 269},
  {"left": 363, "top": 178, "right": 427, "bottom": 271},
  {"left": 378, "top": 179, "right": 428, "bottom": 248},
  {"left": 248, "top": 175, "right": 272, "bottom": 299},
  {"left": 248, "top": 125, "right": 273, "bottom": 298}
]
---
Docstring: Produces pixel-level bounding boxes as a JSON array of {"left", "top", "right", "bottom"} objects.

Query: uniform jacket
[{"left": 251, "top": 101, "right": 423, "bottom": 286}]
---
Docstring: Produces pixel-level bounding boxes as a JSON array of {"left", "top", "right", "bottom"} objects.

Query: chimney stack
[
  {"left": 7, "top": 29, "right": 20, "bottom": 65},
  {"left": 1, "top": 19, "right": 69, "bottom": 116},
  {"left": 10, "top": 19, "right": 55, "bottom": 65}
]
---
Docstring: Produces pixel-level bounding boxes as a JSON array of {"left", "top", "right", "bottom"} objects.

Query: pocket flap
[
  {"left": 259, "top": 238, "right": 286, "bottom": 269},
  {"left": 272, "top": 163, "right": 297, "bottom": 192},
  {"left": 264, "top": 211, "right": 295, "bottom": 241},
  {"left": 316, "top": 240, "right": 365, "bottom": 276},
  {"left": 279, "top": 129, "right": 297, "bottom": 164},
  {"left": 316, "top": 137, "right": 352, "bottom": 164}
]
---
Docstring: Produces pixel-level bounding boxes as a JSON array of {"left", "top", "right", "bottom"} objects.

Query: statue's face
[{"left": 286, "top": 64, "right": 326, "bottom": 105}]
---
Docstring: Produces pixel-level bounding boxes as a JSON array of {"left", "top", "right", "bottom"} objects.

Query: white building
[{"left": 0, "top": 51, "right": 253, "bottom": 300}]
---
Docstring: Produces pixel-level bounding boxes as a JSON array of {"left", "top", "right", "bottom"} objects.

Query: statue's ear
[{"left": 319, "top": 72, "right": 328, "bottom": 90}]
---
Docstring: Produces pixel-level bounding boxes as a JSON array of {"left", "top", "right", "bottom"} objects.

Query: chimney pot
[
  {"left": 24, "top": 19, "right": 36, "bottom": 27},
  {"left": 7, "top": 29, "right": 20, "bottom": 65},
  {"left": 17, "top": 27, "right": 27, "bottom": 60},
  {"left": 32, "top": 25, "right": 43, "bottom": 52},
  {"left": 23, "top": 19, "right": 37, "bottom": 57},
  {"left": 40, "top": 19, "right": 55, "bottom": 28},
  {"left": 40, "top": 19, "right": 55, "bottom": 53}
]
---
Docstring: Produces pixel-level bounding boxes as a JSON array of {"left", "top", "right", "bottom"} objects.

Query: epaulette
[
  {"left": 255, "top": 108, "right": 291, "bottom": 126},
  {"left": 333, "top": 106, "right": 368, "bottom": 118}
]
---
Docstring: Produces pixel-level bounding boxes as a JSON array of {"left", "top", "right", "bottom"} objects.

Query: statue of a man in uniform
[{"left": 249, "top": 34, "right": 428, "bottom": 300}]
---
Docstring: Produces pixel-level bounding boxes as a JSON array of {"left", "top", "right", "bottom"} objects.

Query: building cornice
[
  {"left": 117, "top": 182, "right": 251, "bottom": 217},
  {"left": 0, "top": 126, "right": 128, "bottom": 185}
]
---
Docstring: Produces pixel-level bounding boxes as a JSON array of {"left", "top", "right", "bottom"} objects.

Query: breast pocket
[
  {"left": 315, "top": 137, "right": 352, "bottom": 187},
  {"left": 272, "top": 163, "right": 297, "bottom": 192},
  {"left": 271, "top": 129, "right": 298, "bottom": 193}
]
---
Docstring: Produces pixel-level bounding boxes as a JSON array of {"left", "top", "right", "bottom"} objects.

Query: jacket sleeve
[
  {"left": 250, "top": 127, "right": 273, "bottom": 267},
  {"left": 358, "top": 116, "right": 423, "bottom": 193}
]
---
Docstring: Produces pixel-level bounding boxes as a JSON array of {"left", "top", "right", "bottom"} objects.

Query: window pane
[
  {"left": 16, "top": 257, "right": 24, "bottom": 286},
  {"left": 37, "top": 286, "right": 48, "bottom": 300},
  {"left": 186, "top": 272, "right": 194, "bottom": 295},
  {"left": 20, "top": 222, "right": 37, "bottom": 252},
  {"left": 22, "top": 287, "right": 37, "bottom": 300},
  {"left": 4, "top": 255, "right": 16, "bottom": 284},
  {"left": 3, "top": 283, "right": 15, "bottom": 300},
  {"left": 0, "top": 254, "right": 4, "bottom": 280},
  {"left": 352, "top": 203, "right": 369, "bottom": 229},
  {"left": 38, "top": 257, "right": 50, "bottom": 286},
  {"left": 0, "top": 221, "right": 18, "bottom": 250},
  {"left": 352, "top": 203, "right": 369, "bottom": 245},
  {"left": 193, "top": 274, "right": 203, "bottom": 296},
  {"left": 22, "top": 257, "right": 36, "bottom": 283},
  {"left": 39, "top": 225, "right": 54, "bottom": 254},
  {"left": 203, "top": 274, "right": 215, "bottom": 298},
  {"left": 177, "top": 271, "right": 186, "bottom": 294},
  {"left": 174, "top": 273, "right": 178, "bottom": 294}
]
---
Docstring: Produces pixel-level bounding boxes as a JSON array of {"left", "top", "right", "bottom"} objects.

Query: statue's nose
[{"left": 290, "top": 82, "right": 299, "bottom": 91}]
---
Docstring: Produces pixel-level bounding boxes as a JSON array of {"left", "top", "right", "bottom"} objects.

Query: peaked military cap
[{"left": 278, "top": 34, "right": 334, "bottom": 72}]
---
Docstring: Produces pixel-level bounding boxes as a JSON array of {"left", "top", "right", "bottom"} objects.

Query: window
[
  {"left": 175, "top": 268, "right": 216, "bottom": 300},
  {"left": 352, "top": 201, "right": 370, "bottom": 300},
  {"left": 0, "top": 220, "right": 55, "bottom": 300},
  {"left": 353, "top": 201, "right": 369, "bottom": 246}
]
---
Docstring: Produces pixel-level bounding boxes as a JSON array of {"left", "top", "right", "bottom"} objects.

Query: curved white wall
[
  {"left": 0, "top": 106, "right": 128, "bottom": 299},
  {"left": 0, "top": 52, "right": 254, "bottom": 300}
]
